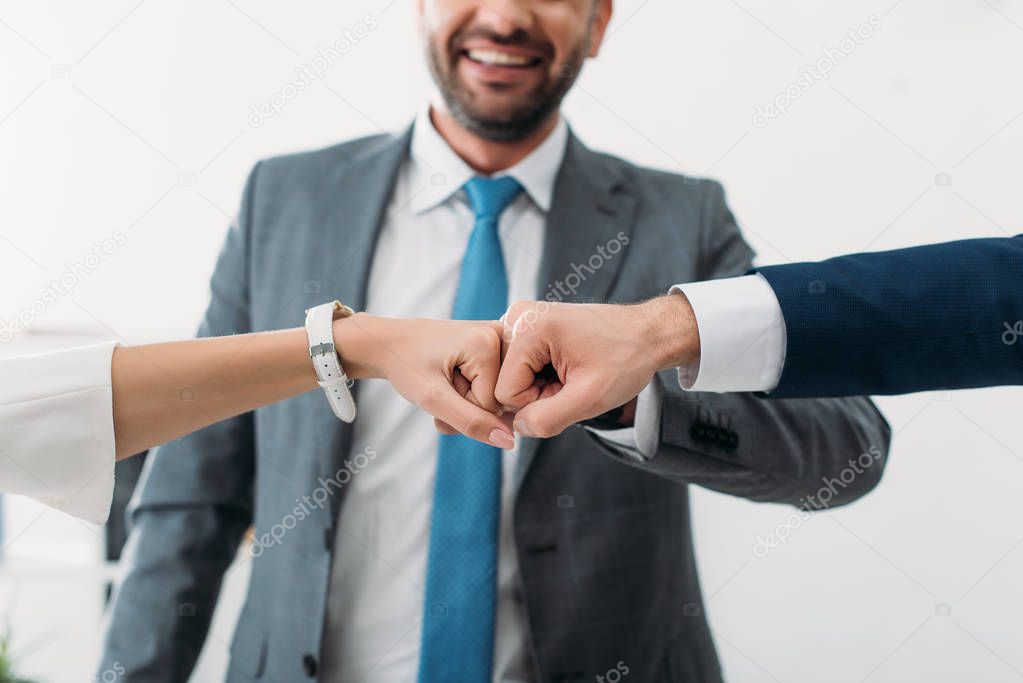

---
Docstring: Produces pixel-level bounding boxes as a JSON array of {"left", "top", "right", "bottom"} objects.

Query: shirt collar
[{"left": 408, "top": 106, "right": 568, "bottom": 215}]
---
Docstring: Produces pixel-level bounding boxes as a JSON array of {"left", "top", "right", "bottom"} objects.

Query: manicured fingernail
[
  {"left": 513, "top": 419, "right": 533, "bottom": 437},
  {"left": 489, "top": 429, "right": 516, "bottom": 449}
]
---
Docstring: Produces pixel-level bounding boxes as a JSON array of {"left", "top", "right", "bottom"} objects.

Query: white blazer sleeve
[{"left": 0, "top": 341, "right": 118, "bottom": 524}]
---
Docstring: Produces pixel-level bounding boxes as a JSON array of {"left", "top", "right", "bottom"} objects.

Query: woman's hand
[{"left": 334, "top": 314, "right": 516, "bottom": 449}]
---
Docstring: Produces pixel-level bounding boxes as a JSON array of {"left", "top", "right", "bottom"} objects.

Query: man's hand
[
  {"left": 494, "top": 294, "right": 700, "bottom": 439},
  {"left": 335, "top": 315, "right": 515, "bottom": 448}
]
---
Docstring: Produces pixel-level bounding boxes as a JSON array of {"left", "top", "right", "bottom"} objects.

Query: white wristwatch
[{"left": 305, "top": 300, "right": 357, "bottom": 422}]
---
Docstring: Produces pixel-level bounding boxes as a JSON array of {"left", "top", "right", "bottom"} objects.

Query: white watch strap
[{"left": 305, "top": 301, "right": 357, "bottom": 423}]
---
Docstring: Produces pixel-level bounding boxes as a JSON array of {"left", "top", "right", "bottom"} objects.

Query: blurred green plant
[{"left": 0, "top": 630, "right": 36, "bottom": 683}]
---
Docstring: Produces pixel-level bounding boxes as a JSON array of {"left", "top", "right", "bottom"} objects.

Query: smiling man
[{"left": 98, "top": 1, "right": 891, "bottom": 682}]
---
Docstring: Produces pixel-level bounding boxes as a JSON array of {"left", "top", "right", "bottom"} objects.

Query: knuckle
[
  {"left": 486, "top": 325, "right": 503, "bottom": 353},
  {"left": 494, "top": 385, "right": 512, "bottom": 405},
  {"left": 472, "top": 394, "right": 496, "bottom": 413},
  {"left": 505, "top": 300, "right": 532, "bottom": 320},
  {"left": 505, "top": 301, "right": 543, "bottom": 336},
  {"left": 470, "top": 325, "right": 501, "bottom": 356}
]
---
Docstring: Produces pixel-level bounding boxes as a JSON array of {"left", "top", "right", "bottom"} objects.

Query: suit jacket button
[
  {"left": 691, "top": 423, "right": 706, "bottom": 442},
  {"left": 302, "top": 653, "right": 318, "bottom": 677}
]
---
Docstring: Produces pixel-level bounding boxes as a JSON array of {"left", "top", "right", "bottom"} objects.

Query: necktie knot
[{"left": 463, "top": 175, "right": 522, "bottom": 220}]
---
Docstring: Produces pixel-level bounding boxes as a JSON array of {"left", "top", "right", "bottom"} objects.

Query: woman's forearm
[
  {"left": 110, "top": 312, "right": 514, "bottom": 459},
  {"left": 111, "top": 327, "right": 322, "bottom": 459}
]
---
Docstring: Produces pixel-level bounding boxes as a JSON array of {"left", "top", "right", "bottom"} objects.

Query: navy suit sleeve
[{"left": 754, "top": 235, "right": 1023, "bottom": 398}]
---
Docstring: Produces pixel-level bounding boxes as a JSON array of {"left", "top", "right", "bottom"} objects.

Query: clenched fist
[{"left": 494, "top": 294, "right": 700, "bottom": 438}]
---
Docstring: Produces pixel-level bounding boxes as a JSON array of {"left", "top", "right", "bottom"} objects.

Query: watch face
[{"left": 331, "top": 300, "right": 356, "bottom": 319}]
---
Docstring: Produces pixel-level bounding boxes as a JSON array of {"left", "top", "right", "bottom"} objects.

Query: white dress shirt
[
  {"left": 320, "top": 108, "right": 658, "bottom": 683},
  {"left": 0, "top": 341, "right": 117, "bottom": 524},
  {"left": 672, "top": 274, "right": 787, "bottom": 393}
]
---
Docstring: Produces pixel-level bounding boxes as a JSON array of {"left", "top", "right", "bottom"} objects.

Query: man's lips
[
  {"left": 460, "top": 47, "right": 544, "bottom": 68},
  {"left": 456, "top": 44, "right": 547, "bottom": 85}
]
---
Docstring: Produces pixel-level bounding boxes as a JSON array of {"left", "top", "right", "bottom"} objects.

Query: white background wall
[{"left": 1, "top": 0, "right": 1021, "bottom": 681}]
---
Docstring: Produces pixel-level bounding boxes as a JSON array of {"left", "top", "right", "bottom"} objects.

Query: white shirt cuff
[
  {"left": 0, "top": 341, "right": 117, "bottom": 524},
  {"left": 585, "top": 378, "right": 662, "bottom": 461},
  {"left": 670, "top": 274, "right": 786, "bottom": 393}
]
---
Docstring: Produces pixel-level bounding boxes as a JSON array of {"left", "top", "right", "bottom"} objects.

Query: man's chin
[
  {"left": 462, "top": 102, "right": 531, "bottom": 127},
  {"left": 452, "top": 93, "right": 548, "bottom": 131},
  {"left": 453, "top": 108, "right": 546, "bottom": 142},
  {"left": 459, "top": 82, "right": 535, "bottom": 110}
]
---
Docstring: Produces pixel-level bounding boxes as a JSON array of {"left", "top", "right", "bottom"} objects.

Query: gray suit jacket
[{"left": 99, "top": 126, "right": 891, "bottom": 682}]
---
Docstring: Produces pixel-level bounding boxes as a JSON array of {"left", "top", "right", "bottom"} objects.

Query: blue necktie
[{"left": 418, "top": 176, "right": 522, "bottom": 683}]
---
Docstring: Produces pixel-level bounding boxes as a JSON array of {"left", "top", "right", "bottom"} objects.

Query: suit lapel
[
  {"left": 318, "top": 128, "right": 413, "bottom": 311},
  {"left": 313, "top": 128, "right": 412, "bottom": 513},
  {"left": 512, "top": 131, "right": 638, "bottom": 493}
]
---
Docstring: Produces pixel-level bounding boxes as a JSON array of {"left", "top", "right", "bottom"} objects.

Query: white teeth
[{"left": 466, "top": 49, "right": 533, "bottom": 66}]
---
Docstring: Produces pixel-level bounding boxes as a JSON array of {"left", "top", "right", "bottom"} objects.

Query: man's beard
[{"left": 426, "top": 33, "right": 588, "bottom": 143}]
